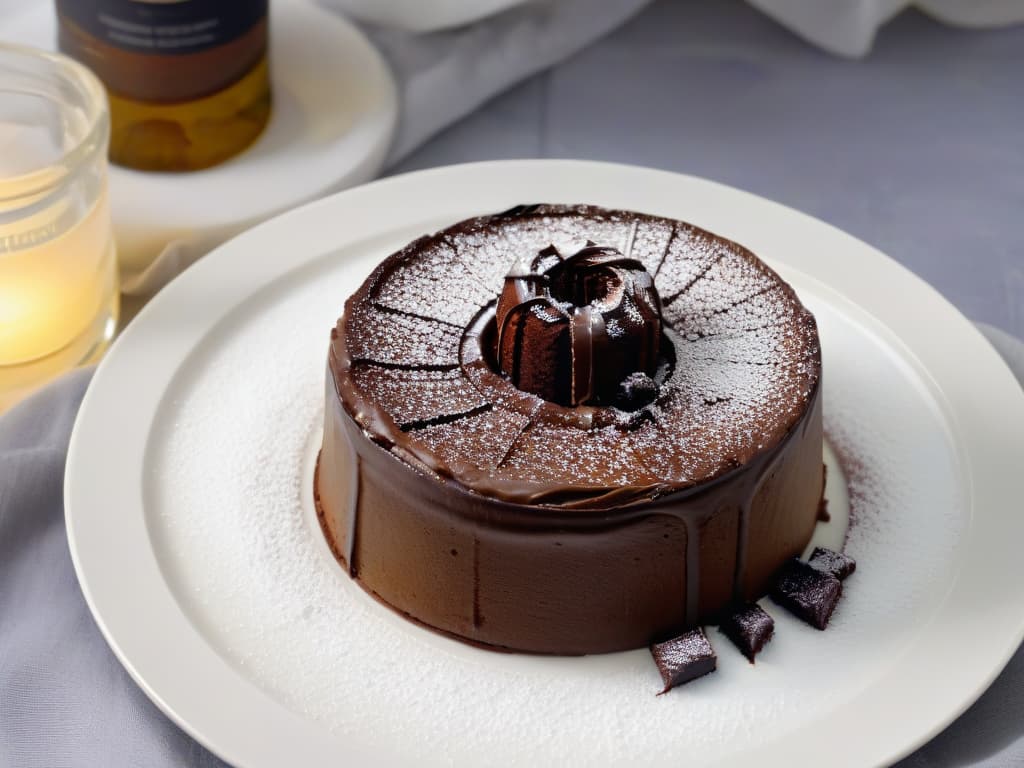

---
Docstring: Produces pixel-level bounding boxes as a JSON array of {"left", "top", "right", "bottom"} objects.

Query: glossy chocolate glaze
[
  {"left": 495, "top": 242, "right": 662, "bottom": 406},
  {"left": 317, "top": 204, "right": 823, "bottom": 654}
]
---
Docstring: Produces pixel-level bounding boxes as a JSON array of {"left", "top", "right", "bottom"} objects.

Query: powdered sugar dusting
[
  {"left": 147, "top": 246, "right": 966, "bottom": 766},
  {"left": 451, "top": 210, "right": 632, "bottom": 294},
  {"left": 663, "top": 252, "right": 779, "bottom": 325},
  {"left": 348, "top": 365, "right": 487, "bottom": 427},
  {"left": 655, "top": 224, "right": 728, "bottom": 298},
  {"left": 644, "top": 355, "right": 811, "bottom": 481},
  {"left": 631, "top": 218, "right": 676, "bottom": 275},
  {"left": 344, "top": 207, "right": 820, "bottom": 495},
  {"left": 411, "top": 406, "right": 531, "bottom": 471},
  {"left": 372, "top": 239, "right": 496, "bottom": 327},
  {"left": 344, "top": 302, "right": 462, "bottom": 367},
  {"left": 499, "top": 422, "right": 662, "bottom": 487}
]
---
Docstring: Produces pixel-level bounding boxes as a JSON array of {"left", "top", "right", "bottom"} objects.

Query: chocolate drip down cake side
[{"left": 316, "top": 204, "right": 825, "bottom": 656}]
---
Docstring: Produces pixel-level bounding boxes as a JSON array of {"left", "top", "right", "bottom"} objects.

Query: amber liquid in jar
[{"left": 56, "top": 0, "right": 271, "bottom": 172}]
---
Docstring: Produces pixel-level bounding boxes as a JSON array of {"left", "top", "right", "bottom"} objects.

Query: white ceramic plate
[
  {"left": 1, "top": 0, "right": 398, "bottom": 276},
  {"left": 65, "top": 161, "right": 1024, "bottom": 767}
]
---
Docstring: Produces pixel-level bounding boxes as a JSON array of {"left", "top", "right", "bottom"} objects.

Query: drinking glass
[{"left": 0, "top": 43, "right": 118, "bottom": 412}]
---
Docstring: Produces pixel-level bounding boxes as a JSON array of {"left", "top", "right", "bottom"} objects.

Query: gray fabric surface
[
  {"left": 357, "top": 0, "right": 652, "bottom": 164},
  {"left": 0, "top": 368, "right": 228, "bottom": 768},
  {"left": 0, "top": 331, "right": 1022, "bottom": 768}
]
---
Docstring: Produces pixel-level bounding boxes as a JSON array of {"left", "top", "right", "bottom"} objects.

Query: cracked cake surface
[{"left": 332, "top": 204, "right": 820, "bottom": 509}]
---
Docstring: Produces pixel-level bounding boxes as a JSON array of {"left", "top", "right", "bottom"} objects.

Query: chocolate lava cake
[{"left": 316, "top": 204, "right": 823, "bottom": 655}]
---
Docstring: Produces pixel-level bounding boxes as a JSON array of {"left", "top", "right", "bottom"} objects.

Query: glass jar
[{"left": 0, "top": 43, "right": 119, "bottom": 412}]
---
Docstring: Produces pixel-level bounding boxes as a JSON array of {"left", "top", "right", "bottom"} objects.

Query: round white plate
[
  {"left": 1, "top": 0, "right": 398, "bottom": 276},
  {"left": 66, "top": 160, "right": 1024, "bottom": 767}
]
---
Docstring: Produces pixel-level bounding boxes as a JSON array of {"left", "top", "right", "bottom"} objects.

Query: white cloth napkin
[
  {"left": 333, "top": 0, "right": 1024, "bottom": 56},
  {"left": 748, "top": 0, "right": 1024, "bottom": 56}
]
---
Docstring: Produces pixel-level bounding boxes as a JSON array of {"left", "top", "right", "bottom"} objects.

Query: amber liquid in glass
[
  {"left": 56, "top": 1, "right": 271, "bottom": 172},
  {"left": 0, "top": 41, "right": 119, "bottom": 412},
  {"left": 0, "top": 181, "right": 119, "bottom": 411}
]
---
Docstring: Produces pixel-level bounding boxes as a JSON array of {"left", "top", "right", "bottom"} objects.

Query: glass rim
[{"left": 0, "top": 41, "right": 109, "bottom": 203}]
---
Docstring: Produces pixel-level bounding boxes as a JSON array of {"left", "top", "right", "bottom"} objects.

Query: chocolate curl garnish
[{"left": 495, "top": 243, "right": 663, "bottom": 407}]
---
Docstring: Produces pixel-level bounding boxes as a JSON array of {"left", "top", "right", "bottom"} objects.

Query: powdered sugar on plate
[{"left": 146, "top": 248, "right": 966, "bottom": 766}]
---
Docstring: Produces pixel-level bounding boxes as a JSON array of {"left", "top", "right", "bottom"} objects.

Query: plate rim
[{"left": 65, "top": 159, "right": 1024, "bottom": 768}]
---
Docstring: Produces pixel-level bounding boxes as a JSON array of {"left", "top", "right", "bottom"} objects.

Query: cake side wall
[
  {"left": 318, "top": 374, "right": 358, "bottom": 572},
  {"left": 317, "top": 373, "right": 824, "bottom": 655},
  {"left": 739, "top": 388, "right": 824, "bottom": 602}
]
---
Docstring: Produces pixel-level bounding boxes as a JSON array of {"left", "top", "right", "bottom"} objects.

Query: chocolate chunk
[
  {"left": 719, "top": 603, "right": 775, "bottom": 663},
  {"left": 808, "top": 547, "right": 856, "bottom": 581},
  {"left": 617, "top": 372, "right": 659, "bottom": 410},
  {"left": 770, "top": 559, "right": 841, "bottom": 630},
  {"left": 650, "top": 628, "right": 717, "bottom": 694}
]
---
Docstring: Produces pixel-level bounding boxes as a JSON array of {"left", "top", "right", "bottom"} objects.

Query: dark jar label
[{"left": 56, "top": 0, "right": 268, "bottom": 56}]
